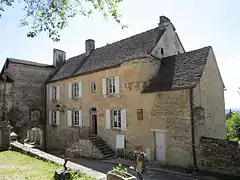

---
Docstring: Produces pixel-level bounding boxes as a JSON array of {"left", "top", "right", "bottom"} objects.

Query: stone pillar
[{"left": 0, "top": 121, "right": 12, "bottom": 151}]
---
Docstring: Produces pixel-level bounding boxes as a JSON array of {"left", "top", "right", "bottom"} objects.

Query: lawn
[{"left": 0, "top": 150, "right": 95, "bottom": 180}]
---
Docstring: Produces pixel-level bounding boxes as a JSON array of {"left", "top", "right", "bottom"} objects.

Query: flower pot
[{"left": 106, "top": 170, "right": 136, "bottom": 180}]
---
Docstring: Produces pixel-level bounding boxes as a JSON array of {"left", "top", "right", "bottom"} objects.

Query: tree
[
  {"left": 226, "top": 112, "right": 240, "bottom": 141},
  {"left": 0, "top": 0, "right": 126, "bottom": 42}
]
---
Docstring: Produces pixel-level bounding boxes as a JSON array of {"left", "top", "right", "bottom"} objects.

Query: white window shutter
[
  {"left": 56, "top": 111, "right": 60, "bottom": 125},
  {"left": 79, "top": 81, "right": 82, "bottom": 98},
  {"left": 102, "top": 78, "right": 107, "bottom": 95},
  {"left": 79, "top": 110, "right": 83, "bottom": 126},
  {"left": 48, "top": 110, "right": 52, "bottom": 124},
  {"left": 68, "top": 84, "right": 72, "bottom": 98},
  {"left": 56, "top": 86, "right": 60, "bottom": 100},
  {"left": 115, "top": 76, "right": 120, "bottom": 93},
  {"left": 105, "top": 109, "right": 111, "bottom": 129},
  {"left": 121, "top": 109, "right": 127, "bottom": 130},
  {"left": 67, "top": 110, "right": 72, "bottom": 127},
  {"left": 49, "top": 86, "right": 52, "bottom": 101}
]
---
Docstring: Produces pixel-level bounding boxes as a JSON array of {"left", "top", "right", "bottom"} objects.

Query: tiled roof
[
  {"left": 49, "top": 27, "right": 165, "bottom": 82},
  {"left": 50, "top": 54, "right": 87, "bottom": 81},
  {"left": 7, "top": 58, "right": 53, "bottom": 67},
  {"left": 142, "top": 46, "right": 211, "bottom": 92}
]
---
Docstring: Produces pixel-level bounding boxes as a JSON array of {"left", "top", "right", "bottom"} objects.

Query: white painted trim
[{"left": 150, "top": 129, "right": 167, "bottom": 133}]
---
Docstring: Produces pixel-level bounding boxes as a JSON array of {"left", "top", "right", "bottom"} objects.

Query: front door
[
  {"left": 155, "top": 132, "right": 165, "bottom": 162},
  {"left": 90, "top": 108, "right": 97, "bottom": 134},
  {"left": 91, "top": 114, "right": 97, "bottom": 134}
]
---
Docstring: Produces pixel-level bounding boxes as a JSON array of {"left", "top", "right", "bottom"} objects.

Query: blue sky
[{"left": 0, "top": 0, "right": 239, "bottom": 109}]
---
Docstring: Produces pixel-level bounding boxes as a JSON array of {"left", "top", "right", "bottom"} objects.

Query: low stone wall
[
  {"left": 66, "top": 139, "right": 104, "bottom": 159},
  {"left": 199, "top": 136, "right": 240, "bottom": 176},
  {"left": 11, "top": 141, "right": 106, "bottom": 180}
]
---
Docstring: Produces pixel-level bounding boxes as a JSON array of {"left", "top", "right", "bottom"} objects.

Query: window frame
[
  {"left": 52, "top": 111, "right": 57, "bottom": 125},
  {"left": 107, "top": 77, "right": 115, "bottom": 94},
  {"left": 52, "top": 86, "right": 57, "bottom": 100},
  {"left": 111, "top": 109, "right": 121, "bottom": 129},
  {"left": 91, "top": 81, "right": 97, "bottom": 93},
  {"left": 137, "top": 109, "right": 143, "bottom": 121},
  {"left": 72, "top": 82, "right": 79, "bottom": 98},
  {"left": 72, "top": 110, "right": 80, "bottom": 127}
]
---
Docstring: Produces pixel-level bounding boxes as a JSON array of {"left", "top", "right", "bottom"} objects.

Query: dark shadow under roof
[
  {"left": 142, "top": 46, "right": 211, "bottom": 92},
  {"left": 49, "top": 27, "right": 165, "bottom": 82}
]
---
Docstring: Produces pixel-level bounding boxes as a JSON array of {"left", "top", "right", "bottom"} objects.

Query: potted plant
[{"left": 107, "top": 164, "right": 136, "bottom": 180}]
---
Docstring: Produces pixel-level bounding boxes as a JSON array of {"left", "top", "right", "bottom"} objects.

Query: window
[
  {"left": 108, "top": 77, "right": 115, "bottom": 94},
  {"left": 72, "top": 110, "right": 80, "bottom": 126},
  {"left": 72, "top": 83, "right": 79, "bottom": 98},
  {"left": 111, "top": 109, "right": 121, "bottom": 129},
  {"left": 91, "top": 81, "right": 97, "bottom": 93},
  {"left": 52, "top": 86, "right": 57, "bottom": 100},
  {"left": 137, "top": 109, "right": 143, "bottom": 121},
  {"left": 52, "top": 111, "right": 57, "bottom": 125},
  {"left": 161, "top": 48, "right": 164, "bottom": 56}
]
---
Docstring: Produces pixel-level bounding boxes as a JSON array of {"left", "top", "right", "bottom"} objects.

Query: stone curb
[
  {"left": 102, "top": 159, "right": 199, "bottom": 179},
  {"left": 10, "top": 141, "right": 106, "bottom": 180}
]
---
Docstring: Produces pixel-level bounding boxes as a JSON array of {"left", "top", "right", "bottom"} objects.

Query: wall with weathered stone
[
  {"left": 3, "top": 62, "right": 54, "bottom": 142},
  {"left": 199, "top": 137, "right": 240, "bottom": 176},
  {"left": 151, "top": 24, "right": 185, "bottom": 59},
  {"left": 46, "top": 57, "right": 193, "bottom": 168},
  {"left": 66, "top": 139, "right": 103, "bottom": 159},
  {"left": 193, "top": 48, "right": 226, "bottom": 140}
]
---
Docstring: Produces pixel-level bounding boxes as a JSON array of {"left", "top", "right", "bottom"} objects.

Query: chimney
[
  {"left": 85, "top": 39, "right": 95, "bottom": 56},
  {"left": 158, "top": 16, "right": 176, "bottom": 31},
  {"left": 53, "top": 49, "right": 66, "bottom": 67}
]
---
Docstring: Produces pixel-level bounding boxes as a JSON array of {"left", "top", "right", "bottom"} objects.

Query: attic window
[{"left": 161, "top": 48, "right": 164, "bottom": 56}]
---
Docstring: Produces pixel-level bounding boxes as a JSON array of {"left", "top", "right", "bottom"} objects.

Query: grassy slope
[{"left": 0, "top": 150, "right": 95, "bottom": 180}]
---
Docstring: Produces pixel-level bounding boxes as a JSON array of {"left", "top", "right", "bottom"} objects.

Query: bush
[{"left": 226, "top": 113, "right": 240, "bottom": 141}]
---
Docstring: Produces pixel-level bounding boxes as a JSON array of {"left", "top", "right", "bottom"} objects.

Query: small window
[
  {"left": 91, "top": 81, "right": 97, "bottom": 93},
  {"left": 72, "top": 83, "right": 79, "bottom": 98},
  {"left": 52, "top": 111, "right": 57, "bottom": 125},
  {"left": 72, "top": 110, "right": 80, "bottom": 126},
  {"left": 108, "top": 77, "right": 115, "bottom": 94},
  {"left": 161, "top": 48, "right": 164, "bottom": 56},
  {"left": 111, "top": 109, "right": 121, "bottom": 129},
  {"left": 137, "top": 109, "right": 143, "bottom": 121},
  {"left": 52, "top": 87, "right": 57, "bottom": 100}
]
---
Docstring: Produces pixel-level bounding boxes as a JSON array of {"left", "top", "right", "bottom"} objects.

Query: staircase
[{"left": 89, "top": 134, "right": 115, "bottom": 160}]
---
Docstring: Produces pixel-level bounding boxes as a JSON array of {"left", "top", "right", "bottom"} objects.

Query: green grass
[{"left": 0, "top": 150, "right": 95, "bottom": 180}]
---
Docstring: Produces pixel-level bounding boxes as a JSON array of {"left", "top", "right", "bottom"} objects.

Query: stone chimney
[
  {"left": 85, "top": 39, "right": 95, "bottom": 56},
  {"left": 158, "top": 16, "right": 176, "bottom": 31},
  {"left": 53, "top": 49, "right": 66, "bottom": 67}
]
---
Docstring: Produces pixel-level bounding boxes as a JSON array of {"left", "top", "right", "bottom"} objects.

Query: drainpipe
[
  {"left": 189, "top": 88, "right": 197, "bottom": 170},
  {"left": 44, "top": 85, "right": 47, "bottom": 151}
]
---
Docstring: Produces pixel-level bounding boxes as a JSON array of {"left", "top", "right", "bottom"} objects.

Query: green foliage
[
  {"left": 226, "top": 112, "right": 240, "bottom": 141},
  {"left": 0, "top": 0, "right": 126, "bottom": 42},
  {"left": 69, "top": 171, "right": 96, "bottom": 180},
  {"left": 112, "top": 164, "right": 128, "bottom": 173}
]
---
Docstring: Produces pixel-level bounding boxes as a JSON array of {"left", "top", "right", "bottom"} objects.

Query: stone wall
[
  {"left": 66, "top": 139, "right": 104, "bottom": 159},
  {"left": 199, "top": 137, "right": 240, "bottom": 176},
  {"left": 2, "top": 62, "right": 54, "bottom": 143}
]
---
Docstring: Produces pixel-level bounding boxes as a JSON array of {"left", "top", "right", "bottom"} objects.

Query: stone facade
[
  {"left": 199, "top": 137, "right": 240, "bottom": 176},
  {"left": 193, "top": 48, "right": 226, "bottom": 140},
  {"left": 46, "top": 58, "right": 194, "bottom": 167}
]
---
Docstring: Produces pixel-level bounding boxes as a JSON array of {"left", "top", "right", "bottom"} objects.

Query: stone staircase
[
  {"left": 89, "top": 134, "right": 115, "bottom": 160},
  {"left": 66, "top": 127, "right": 115, "bottom": 160}
]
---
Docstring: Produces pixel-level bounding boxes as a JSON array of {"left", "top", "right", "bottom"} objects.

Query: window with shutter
[
  {"left": 102, "top": 78, "right": 107, "bottom": 95},
  {"left": 68, "top": 84, "right": 72, "bottom": 98},
  {"left": 105, "top": 109, "right": 111, "bottom": 129},
  {"left": 48, "top": 110, "right": 52, "bottom": 124},
  {"left": 56, "top": 86, "right": 60, "bottom": 100},
  {"left": 111, "top": 109, "right": 121, "bottom": 129},
  {"left": 52, "top": 111, "right": 57, "bottom": 125},
  {"left": 91, "top": 81, "right": 97, "bottom": 93}
]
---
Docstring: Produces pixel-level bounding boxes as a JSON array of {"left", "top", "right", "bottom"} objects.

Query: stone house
[
  {"left": 0, "top": 51, "right": 65, "bottom": 147},
  {"left": 45, "top": 16, "right": 226, "bottom": 168}
]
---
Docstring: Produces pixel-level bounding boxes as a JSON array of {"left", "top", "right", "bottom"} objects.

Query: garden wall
[{"left": 199, "top": 136, "right": 240, "bottom": 176}]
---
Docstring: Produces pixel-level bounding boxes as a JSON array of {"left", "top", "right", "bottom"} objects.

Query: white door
[{"left": 155, "top": 132, "right": 165, "bottom": 162}]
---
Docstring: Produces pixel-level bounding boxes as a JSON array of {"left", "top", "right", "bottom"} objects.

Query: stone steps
[{"left": 89, "top": 135, "right": 115, "bottom": 160}]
